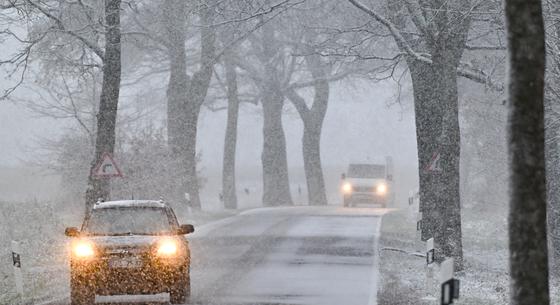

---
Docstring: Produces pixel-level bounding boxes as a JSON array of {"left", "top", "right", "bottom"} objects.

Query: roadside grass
[{"left": 377, "top": 204, "right": 559, "bottom": 305}]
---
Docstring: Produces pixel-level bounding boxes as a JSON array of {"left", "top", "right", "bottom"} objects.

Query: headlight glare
[
  {"left": 72, "top": 241, "right": 95, "bottom": 258},
  {"left": 376, "top": 183, "right": 387, "bottom": 195},
  {"left": 342, "top": 182, "right": 353, "bottom": 194},
  {"left": 157, "top": 239, "right": 178, "bottom": 256}
]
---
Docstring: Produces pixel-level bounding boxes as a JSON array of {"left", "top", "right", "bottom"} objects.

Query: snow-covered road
[{"left": 49, "top": 206, "right": 384, "bottom": 305}]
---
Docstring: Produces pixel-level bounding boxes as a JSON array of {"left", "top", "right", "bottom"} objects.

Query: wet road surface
[{"left": 48, "top": 206, "right": 384, "bottom": 305}]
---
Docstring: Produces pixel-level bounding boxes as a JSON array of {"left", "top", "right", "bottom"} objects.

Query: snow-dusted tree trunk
[
  {"left": 259, "top": 22, "right": 293, "bottom": 207},
  {"left": 382, "top": 0, "right": 468, "bottom": 269},
  {"left": 85, "top": 0, "right": 122, "bottom": 215},
  {"left": 505, "top": 0, "right": 550, "bottom": 302},
  {"left": 406, "top": 60, "right": 442, "bottom": 243},
  {"left": 431, "top": 41, "right": 465, "bottom": 270},
  {"left": 222, "top": 53, "right": 239, "bottom": 209}
]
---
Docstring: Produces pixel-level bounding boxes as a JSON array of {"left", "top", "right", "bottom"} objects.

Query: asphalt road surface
[{"left": 49, "top": 206, "right": 384, "bottom": 305}]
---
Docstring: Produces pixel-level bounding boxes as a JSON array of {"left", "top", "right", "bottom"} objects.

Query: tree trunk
[
  {"left": 261, "top": 90, "right": 293, "bottom": 206},
  {"left": 85, "top": 0, "right": 121, "bottom": 215},
  {"left": 163, "top": 0, "right": 188, "bottom": 205},
  {"left": 286, "top": 54, "right": 330, "bottom": 206},
  {"left": 222, "top": 54, "right": 239, "bottom": 209},
  {"left": 408, "top": 60, "right": 442, "bottom": 243},
  {"left": 302, "top": 122, "right": 327, "bottom": 205},
  {"left": 505, "top": 0, "right": 550, "bottom": 302},
  {"left": 431, "top": 46, "right": 464, "bottom": 270},
  {"left": 259, "top": 21, "right": 293, "bottom": 207}
]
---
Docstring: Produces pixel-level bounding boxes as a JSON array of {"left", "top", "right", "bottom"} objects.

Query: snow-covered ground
[{"left": 376, "top": 205, "right": 560, "bottom": 305}]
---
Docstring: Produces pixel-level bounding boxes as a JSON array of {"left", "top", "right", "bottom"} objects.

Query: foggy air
[{"left": 0, "top": 0, "right": 558, "bottom": 305}]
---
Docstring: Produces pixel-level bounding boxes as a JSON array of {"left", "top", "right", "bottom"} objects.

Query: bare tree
[
  {"left": 85, "top": 0, "right": 123, "bottom": 214},
  {"left": 505, "top": 0, "right": 550, "bottom": 303},
  {"left": 285, "top": 53, "right": 330, "bottom": 206},
  {"left": 347, "top": 0, "right": 477, "bottom": 268}
]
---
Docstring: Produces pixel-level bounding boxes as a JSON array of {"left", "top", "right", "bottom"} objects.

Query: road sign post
[{"left": 11, "top": 241, "right": 24, "bottom": 301}]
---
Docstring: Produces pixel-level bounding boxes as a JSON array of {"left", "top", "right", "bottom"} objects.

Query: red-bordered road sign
[
  {"left": 92, "top": 152, "right": 123, "bottom": 178},
  {"left": 426, "top": 152, "right": 442, "bottom": 172}
]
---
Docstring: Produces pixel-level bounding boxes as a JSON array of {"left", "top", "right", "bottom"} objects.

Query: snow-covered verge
[
  {"left": 376, "top": 207, "right": 560, "bottom": 305},
  {"left": 0, "top": 200, "right": 240, "bottom": 305}
]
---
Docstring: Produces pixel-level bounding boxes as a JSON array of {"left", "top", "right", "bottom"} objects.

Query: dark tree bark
[
  {"left": 286, "top": 54, "right": 329, "bottom": 206},
  {"left": 408, "top": 61, "right": 442, "bottom": 242},
  {"left": 222, "top": 53, "right": 239, "bottom": 209},
  {"left": 85, "top": 0, "right": 122, "bottom": 215},
  {"left": 505, "top": 0, "right": 550, "bottom": 303},
  {"left": 163, "top": 0, "right": 216, "bottom": 210}
]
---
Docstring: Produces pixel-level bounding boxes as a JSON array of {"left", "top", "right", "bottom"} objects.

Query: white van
[{"left": 341, "top": 157, "right": 394, "bottom": 208}]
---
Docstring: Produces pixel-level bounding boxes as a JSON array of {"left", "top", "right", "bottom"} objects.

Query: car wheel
[
  {"left": 170, "top": 270, "right": 191, "bottom": 304},
  {"left": 70, "top": 277, "right": 95, "bottom": 305}
]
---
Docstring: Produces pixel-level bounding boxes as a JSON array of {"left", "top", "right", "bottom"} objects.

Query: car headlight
[
  {"left": 376, "top": 183, "right": 387, "bottom": 195},
  {"left": 72, "top": 241, "right": 95, "bottom": 258},
  {"left": 156, "top": 239, "right": 178, "bottom": 257},
  {"left": 342, "top": 182, "right": 353, "bottom": 194}
]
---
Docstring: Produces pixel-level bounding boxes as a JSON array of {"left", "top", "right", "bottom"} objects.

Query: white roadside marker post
[
  {"left": 424, "top": 237, "right": 436, "bottom": 297},
  {"left": 426, "top": 237, "right": 435, "bottom": 265},
  {"left": 11, "top": 241, "right": 24, "bottom": 302},
  {"left": 440, "top": 258, "right": 460, "bottom": 305}
]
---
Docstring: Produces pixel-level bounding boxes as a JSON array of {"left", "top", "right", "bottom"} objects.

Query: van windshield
[{"left": 347, "top": 164, "right": 386, "bottom": 178}]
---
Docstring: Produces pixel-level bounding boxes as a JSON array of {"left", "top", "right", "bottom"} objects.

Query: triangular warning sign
[
  {"left": 426, "top": 152, "right": 442, "bottom": 172},
  {"left": 92, "top": 152, "right": 123, "bottom": 178}
]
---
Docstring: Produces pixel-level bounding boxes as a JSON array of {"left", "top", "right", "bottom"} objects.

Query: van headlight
[
  {"left": 376, "top": 183, "right": 387, "bottom": 195},
  {"left": 342, "top": 182, "right": 353, "bottom": 194}
]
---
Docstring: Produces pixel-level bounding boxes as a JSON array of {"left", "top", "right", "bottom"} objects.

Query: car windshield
[{"left": 84, "top": 207, "right": 172, "bottom": 235}]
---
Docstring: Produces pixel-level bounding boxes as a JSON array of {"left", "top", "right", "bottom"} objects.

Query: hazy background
[{"left": 0, "top": 78, "right": 420, "bottom": 207}]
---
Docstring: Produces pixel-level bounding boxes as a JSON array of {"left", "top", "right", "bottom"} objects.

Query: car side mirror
[
  {"left": 341, "top": 173, "right": 346, "bottom": 180},
  {"left": 178, "top": 224, "right": 194, "bottom": 235},
  {"left": 65, "top": 227, "right": 80, "bottom": 237}
]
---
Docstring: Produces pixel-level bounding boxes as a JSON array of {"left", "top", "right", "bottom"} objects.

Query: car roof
[{"left": 93, "top": 200, "right": 168, "bottom": 210}]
